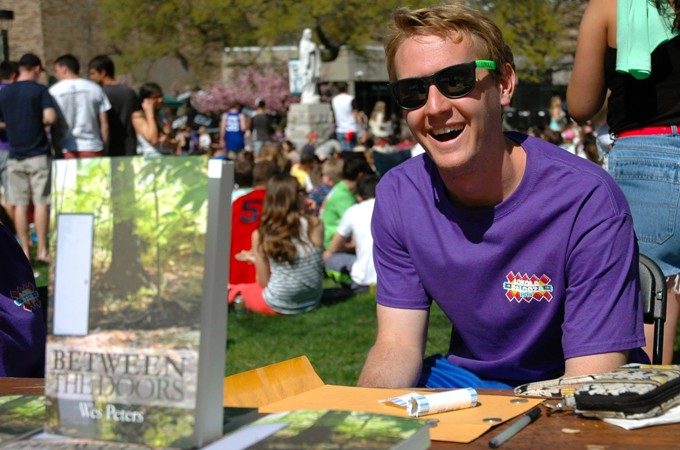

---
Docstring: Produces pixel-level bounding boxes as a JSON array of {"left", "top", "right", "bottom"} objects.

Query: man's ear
[{"left": 499, "top": 62, "right": 516, "bottom": 108}]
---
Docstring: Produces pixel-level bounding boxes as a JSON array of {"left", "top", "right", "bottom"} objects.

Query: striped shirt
[{"left": 263, "top": 217, "right": 324, "bottom": 314}]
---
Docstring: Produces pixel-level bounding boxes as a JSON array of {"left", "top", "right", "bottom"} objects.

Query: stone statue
[{"left": 298, "top": 28, "right": 321, "bottom": 104}]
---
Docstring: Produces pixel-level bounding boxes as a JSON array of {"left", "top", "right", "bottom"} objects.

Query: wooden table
[
  {"left": 430, "top": 390, "right": 680, "bottom": 450},
  {"left": 0, "top": 378, "right": 44, "bottom": 397},
  {"left": 4, "top": 379, "right": 679, "bottom": 449}
]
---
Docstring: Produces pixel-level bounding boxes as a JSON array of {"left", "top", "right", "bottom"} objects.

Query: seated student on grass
[
  {"left": 0, "top": 224, "right": 46, "bottom": 377},
  {"left": 290, "top": 152, "right": 319, "bottom": 192},
  {"left": 324, "top": 174, "right": 380, "bottom": 290},
  {"left": 229, "top": 175, "right": 324, "bottom": 315},
  {"left": 320, "top": 154, "right": 373, "bottom": 248},
  {"left": 230, "top": 161, "right": 275, "bottom": 286},
  {"left": 308, "top": 158, "right": 343, "bottom": 217},
  {"left": 357, "top": 4, "right": 647, "bottom": 390},
  {"left": 231, "top": 159, "right": 255, "bottom": 203}
]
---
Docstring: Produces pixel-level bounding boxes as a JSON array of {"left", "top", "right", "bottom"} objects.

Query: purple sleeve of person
[
  {"left": 561, "top": 194, "right": 645, "bottom": 360},
  {"left": 371, "top": 173, "right": 431, "bottom": 309},
  {"left": 0, "top": 224, "right": 46, "bottom": 377}
]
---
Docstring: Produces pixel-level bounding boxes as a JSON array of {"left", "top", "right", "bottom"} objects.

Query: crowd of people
[{"left": 0, "top": 0, "right": 678, "bottom": 388}]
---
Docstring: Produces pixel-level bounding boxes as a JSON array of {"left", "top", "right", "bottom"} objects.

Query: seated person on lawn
[
  {"left": 321, "top": 154, "right": 373, "bottom": 248},
  {"left": 230, "top": 175, "right": 324, "bottom": 315},
  {"left": 230, "top": 161, "right": 275, "bottom": 285},
  {"left": 358, "top": 4, "right": 648, "bottom": 390},
  {"left": 324, "top": 174, "right": 380, "bottom": 290},
  {"left": 0, "top": 223, "right": 46, "bottom": 377}
]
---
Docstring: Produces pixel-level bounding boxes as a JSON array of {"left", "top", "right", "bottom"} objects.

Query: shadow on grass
[{"left": 321, "top": 287, "right": 355, "bottom": 307}]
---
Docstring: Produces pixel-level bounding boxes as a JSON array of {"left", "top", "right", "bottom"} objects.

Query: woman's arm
[
  {"left": 566, "top": 0, "right": 612, "bottom": 124},
  {"left": 251, "top": 230, "right": 270, "bottom": 287},
  {"left": 219, "top": 113, "right": 226, "bottom": 148},
  {"left": 306, "top": 215, "right": 325, "bottom": 248},
  {"left": 132, "top": 99, "right": 160, "bottom": 144},
  {"left": 240, "top": 113, "right": 248, "bottom": 133}
]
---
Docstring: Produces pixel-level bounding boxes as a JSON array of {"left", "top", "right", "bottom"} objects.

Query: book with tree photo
[
  {"left": 44, "top": 157, "right": 233, "bottom": 448},
  {"left": 0, "top": 396, "right": 45, "bottom": 444},
  {"left": 212, "top": 410, "right": 430, "bottom": 450}
]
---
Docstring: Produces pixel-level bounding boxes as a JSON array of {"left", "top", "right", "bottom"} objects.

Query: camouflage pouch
[{"left": 515, "top": 364, "right": 680, "bottom": 419}]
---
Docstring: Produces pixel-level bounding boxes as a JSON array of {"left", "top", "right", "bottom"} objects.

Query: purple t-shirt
[
  {"left": 0, "top": 224, "right": 46, "bottom": 377},
  {"left": 372, "top": 132, "right": 647, "bottom": 383}
]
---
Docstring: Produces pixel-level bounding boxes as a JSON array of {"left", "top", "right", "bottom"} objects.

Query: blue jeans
[
  {"left": 253, "top": 140, "right": 270, "bottom": 157},
  {"left": 336, "top": 132, "right": 356, "bottom": 152},
  {"left": 609, "top": 132, "right": 680, "bottom": 276}
]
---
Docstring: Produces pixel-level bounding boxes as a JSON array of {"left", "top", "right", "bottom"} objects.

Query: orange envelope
[{"left": 223, "top": 356, "right": 543, "bottom": 443}]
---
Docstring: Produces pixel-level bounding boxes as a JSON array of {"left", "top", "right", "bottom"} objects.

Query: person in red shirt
[{"left": 229, "top": 161, "right": 275, "bottom": 285}]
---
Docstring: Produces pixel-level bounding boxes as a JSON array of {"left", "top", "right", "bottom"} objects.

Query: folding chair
[{"left": 639, "top": 254, "right": 667, "bottom": 364}]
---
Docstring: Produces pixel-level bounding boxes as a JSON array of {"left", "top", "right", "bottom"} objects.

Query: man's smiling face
[{"left": 394, "top": 33, "right": 512, "bottom": 177}]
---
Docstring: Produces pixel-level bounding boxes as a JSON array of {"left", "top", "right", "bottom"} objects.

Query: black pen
[{"left": 488, "top": 406, "right": 541, "bottom": 448}]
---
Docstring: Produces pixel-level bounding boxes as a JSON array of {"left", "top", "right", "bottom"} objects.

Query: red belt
[{"left": 616, "top": 126, "right": 677, "bottom": 139}]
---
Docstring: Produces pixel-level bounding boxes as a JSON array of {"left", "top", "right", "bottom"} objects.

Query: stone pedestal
[{"left": 285, "top": 103, "right": 335, "bottom": 152}]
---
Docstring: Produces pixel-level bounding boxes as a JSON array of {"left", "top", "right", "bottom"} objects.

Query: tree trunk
[{"left": 98, "top": 158, "right": 145, "bottom": 299}]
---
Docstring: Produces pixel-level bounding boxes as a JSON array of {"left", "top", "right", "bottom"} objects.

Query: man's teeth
[{"left": 432, "top": 125, "right": 464, "bottom": 136}]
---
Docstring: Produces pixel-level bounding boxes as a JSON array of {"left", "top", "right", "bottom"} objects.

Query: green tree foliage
[
  {"left": 473, "top": 0, "right": 561, "bottom": 82},
  {"left": 0, "top": 396, "right": 44, "bottom": 439},
  {"left": 95, "top": 0, "right": 432, "bottom": 73},
  {"left": 51, "top": 157, "right": 210, "bottom": 330},
  {"left": 255, "top": 410, "right": 424, "bottom": 449},
  {"left": 96, "top": 0, "right": 582, "bottom": 82},
  {"left": 96, "top": 0, "right": 258, "bottom": 74},
  {"left": 252, "top": 0, "right": 431, "bottom": 61}
]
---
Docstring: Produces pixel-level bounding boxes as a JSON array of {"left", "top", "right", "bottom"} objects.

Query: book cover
[
  {"left": 0, "top": 396, "right": 44, "bottom": 443},
  {"left": 44, "top": 157, "right": 233, "bottom": 449},
  {"left": 2, "top": 437, "right": 155, "bottom": 450},
  {"left": 212, "top": 410, "right": 431, "bottom": 450}
]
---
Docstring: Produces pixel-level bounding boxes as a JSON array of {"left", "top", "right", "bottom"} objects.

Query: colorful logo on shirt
[
  {"left": 503, "top": 272, "right": 553, "bottom": 303},
  {"left": 9, "top": 283, "right": 41, "bottom": 312}
]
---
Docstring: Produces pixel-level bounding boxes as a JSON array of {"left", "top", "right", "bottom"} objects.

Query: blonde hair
[
  {"left": 322, "top": 159, "right": 343, "bottom": 185},
  {"left": 384, "top": 4, "right": 514, "bottom": 82},
  {"left": 369, "top": 101, "right": 386, "bottom": 123},
  {"left": 259, "top": 143, "right": 288, "bottom": 174}
]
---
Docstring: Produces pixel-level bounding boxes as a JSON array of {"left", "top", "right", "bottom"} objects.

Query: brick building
[
  {"left": 0, "top": 0, "right": 107, "bottom": 71},
  {"left": 0, "top": 0, "right": 197, "bottom": 93}
]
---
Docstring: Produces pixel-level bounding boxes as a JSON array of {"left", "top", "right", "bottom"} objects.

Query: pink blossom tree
[{"left": 191, "top": 64, "right": 299, "bottom": 114}]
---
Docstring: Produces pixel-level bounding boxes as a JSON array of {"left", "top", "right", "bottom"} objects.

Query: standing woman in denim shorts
[{"left": 568, "top": 0, "right": 680, "bottom": 363}]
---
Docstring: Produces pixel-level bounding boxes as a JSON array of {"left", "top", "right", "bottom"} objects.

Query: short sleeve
[
  {"left": 336, "top": 205, "right": 355, "bottom": 238},
  {"left": 562, "top": 213, "right": 646, "bottom": 359},
  {"left": 99, "top": 87, "right": 112, "bottom": 113},
  {"left": 41, "top": 87, "right": 56, "bottom": 111},
  {"left": 331, "top": 190, "right": 356, "bottom": 220},
  {"left": 371, "top": 178, "right": 431, "bottom": 309}
]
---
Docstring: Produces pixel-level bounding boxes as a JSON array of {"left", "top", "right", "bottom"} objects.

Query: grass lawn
[{"left": 225, "top": 292, "right": 453, "bottom": 386}]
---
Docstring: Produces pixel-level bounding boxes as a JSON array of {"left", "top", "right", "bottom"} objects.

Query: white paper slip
[
  {"left": 379, "top": 388, "right": 478, "bottom": 417},
  {"left": 603, "top": 404, "right": 680, "bottom": 430}
]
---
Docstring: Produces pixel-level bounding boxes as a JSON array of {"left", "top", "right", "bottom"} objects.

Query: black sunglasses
[{"left": 388, "top": 60, "right": 497, "bottom": 111}]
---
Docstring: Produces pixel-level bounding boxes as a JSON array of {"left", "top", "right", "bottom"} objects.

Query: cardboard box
[{"left": 223, "top": 356, "right": 542, "bottom": 443}]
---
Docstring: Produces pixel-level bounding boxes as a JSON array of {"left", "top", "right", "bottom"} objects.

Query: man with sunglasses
[{"left": 357, "top": 4, "right": 648, "bottom": 390}]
